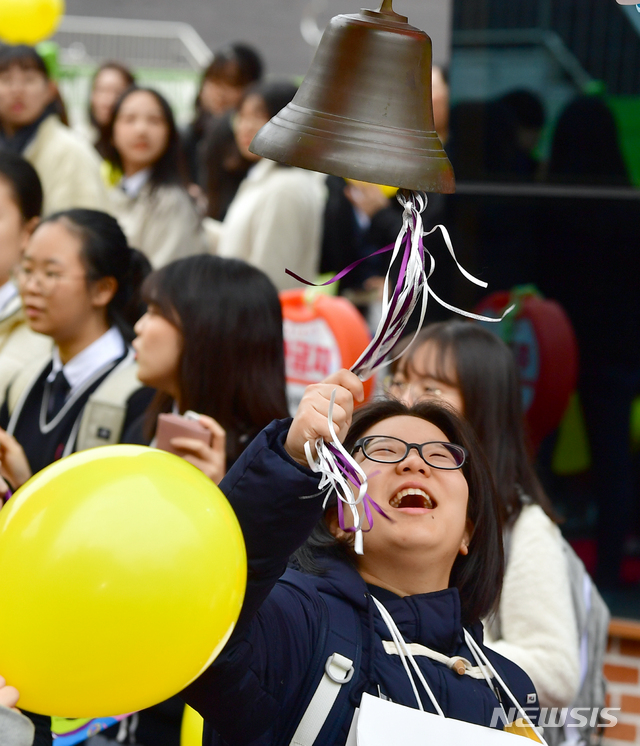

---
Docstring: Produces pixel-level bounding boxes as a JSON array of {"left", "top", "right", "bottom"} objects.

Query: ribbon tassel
[{"left": 291, "top": 190, "right": 513, "bottom": 553}]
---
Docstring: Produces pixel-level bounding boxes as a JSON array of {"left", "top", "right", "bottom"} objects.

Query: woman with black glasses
[{"left": 179, "top": 370, "right": 540, "bottom": 746}]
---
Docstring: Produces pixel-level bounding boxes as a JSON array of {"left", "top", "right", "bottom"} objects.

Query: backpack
[{"left": 544, "top": 539, "right": 610, "bottom": 746}]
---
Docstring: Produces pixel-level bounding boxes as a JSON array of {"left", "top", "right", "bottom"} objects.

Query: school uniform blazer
[
  {"left": 182, "top": 419, "right": 539, "bottom": 746},
  {"left": 108, "top": 182, "right": 208, "bottom": 269},
  {"left": 0, "top": 293, "right": 52, "bottom": 402},
  {"left": 207, "top": 158, "right": 326, "bottom": 292},
  {"left": 24, "top": 115, "right": 109, "bottom": 216}
]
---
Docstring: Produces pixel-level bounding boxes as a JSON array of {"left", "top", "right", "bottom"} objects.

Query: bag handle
[
  {"left": 371, "top": 596, "right": 444, "bottom": 716},
  {"left": 463, "top": 631, "right": 548, "bottom": 746},
  {"left": 372, "top": 596, "right": 548, "bottom": 746}
]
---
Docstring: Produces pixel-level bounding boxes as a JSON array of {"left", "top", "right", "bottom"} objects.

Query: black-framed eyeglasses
[{"left": 352, "top": 436, "right": 467, "bottom": 470}]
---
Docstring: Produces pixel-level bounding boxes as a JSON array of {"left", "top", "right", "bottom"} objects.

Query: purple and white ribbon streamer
[{"left": 298, "top": 190, "right": 513, "bottom": 553}]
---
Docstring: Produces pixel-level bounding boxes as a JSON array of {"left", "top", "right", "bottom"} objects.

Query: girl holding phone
[{"left": 128, "top": 253, "right": 289, "bottom": 486}]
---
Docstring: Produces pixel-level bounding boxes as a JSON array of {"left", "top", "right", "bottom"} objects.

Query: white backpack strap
[
  {"left": 75, "top": 350, "right": 142, "bottom": 451},
  {"left": 289, "top": 653, "right": 354, "bottom": 746}
]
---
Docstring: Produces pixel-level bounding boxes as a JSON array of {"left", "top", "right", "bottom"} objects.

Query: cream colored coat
[
  {"left": 23, "top": 115, "right": 109, "bottom": 215},
  {"left": 108, "top": 182, "right": 208, "bottom": 269},
  {"left": 483, "top": 504, "right": 580, "bottom": 708},
  {"left": 0, "top": 293, "right": 52, "bottom": 401},
  {"left": 206, "top": 159, "right": 326, "bottom": 291}
]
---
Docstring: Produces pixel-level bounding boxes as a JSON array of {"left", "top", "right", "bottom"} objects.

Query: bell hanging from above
[{"left": 250, "top": 0, "right": 455, "bottom": 193}]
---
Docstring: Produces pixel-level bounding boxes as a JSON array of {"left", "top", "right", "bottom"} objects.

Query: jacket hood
[{"left": 309, "top": 555, "right": 481, "bottom": 657}]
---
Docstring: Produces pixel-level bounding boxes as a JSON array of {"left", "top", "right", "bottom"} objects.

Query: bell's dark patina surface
[{"left": 250, "top": 0, "right": 455, "bottom": 193}]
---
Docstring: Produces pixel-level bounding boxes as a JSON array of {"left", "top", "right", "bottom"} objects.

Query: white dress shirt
[{"left": 46, "top": 326, "right": 126, "bottom": 396}]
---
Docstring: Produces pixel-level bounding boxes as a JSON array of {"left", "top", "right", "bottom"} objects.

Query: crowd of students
[{"left": 0, "top": 37, "right": 615, "bottom": 746}]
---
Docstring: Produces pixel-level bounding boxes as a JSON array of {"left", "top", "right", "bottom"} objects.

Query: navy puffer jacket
[{"left": 182, "top": 419, "right": 539, "bottom": 746}]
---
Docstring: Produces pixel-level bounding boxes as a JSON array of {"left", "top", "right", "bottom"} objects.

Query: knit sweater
[{"left": 483, "top": 504, "right": 580, "bottom": 708}]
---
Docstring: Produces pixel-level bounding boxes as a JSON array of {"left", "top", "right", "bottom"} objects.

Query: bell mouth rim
[
  {"left": 252, "top": 118, "right": 451, "bottom": 158},
  {"left": 250, "top": 118, "right": 456, "bottom": 193}
]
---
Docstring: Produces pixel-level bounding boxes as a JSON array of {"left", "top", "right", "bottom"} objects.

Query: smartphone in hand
[{"left": 156, "top": 413, "right": 212, "bottom": 456}]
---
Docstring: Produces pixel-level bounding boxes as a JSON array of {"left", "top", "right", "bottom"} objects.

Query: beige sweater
[
  {"left": 208, "top": 159, "right": 326, "bottom": 291},
  {"left": 24, "top": 115, "right": 109, "bottom": 216},
  {"left": 483, "top": 504, "right": 580, "bottom": 708},
  {"left": 108, "top": 182, "right": 208, "bottom": 269},
  {"left": 0, "top": 293, "right": 52, "bottom": 402}
]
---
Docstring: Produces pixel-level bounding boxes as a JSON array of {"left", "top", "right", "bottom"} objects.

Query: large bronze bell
[{"left": 250, "top": 0, "right": 455, "bottom": 193}]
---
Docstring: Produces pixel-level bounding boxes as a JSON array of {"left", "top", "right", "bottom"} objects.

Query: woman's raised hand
[
  {"left": 170, "top": 415, "right": 227, "bottom": 484},
  {"left": 285, "top": 369, "right": 364, "bottom": 466},
  {"left": 0, "top": 429, "right": 32, "bottom": 490},
  {"left": 0, "top": 676, "right": 19, "bottom": 710}
]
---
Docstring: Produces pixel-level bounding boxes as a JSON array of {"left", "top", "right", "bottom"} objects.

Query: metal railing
[
  {"left": 51, "top": 15, "right": 213, "bottom": 128},
  {"left": 54, "top": 15, "right": 212, "bottom": 71}
]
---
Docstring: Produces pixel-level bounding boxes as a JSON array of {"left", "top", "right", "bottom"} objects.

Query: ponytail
[{"left": 41, "top": 209, "right": 151, "bottom": 340}]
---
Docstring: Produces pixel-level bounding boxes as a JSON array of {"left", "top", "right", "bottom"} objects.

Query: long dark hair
[
  {"left": 293, "top": 398, "right": 504, "bottom": 625},
  {"left": 393, "top": 321, "right": 555, "bottom": 525},
  {"left": 39, "top": 209, "right": 151, "bottom": 340},
  {"left": 104, "top": 87, "right": 186, "bottom": 189},
  {"left": 90, "top": 61, "right": 136, "bottom": 160},
  {"left": 141, "top": 255, "right": 288, "bottom": 463},
  {"left": 0, "top": 151, "right": 43, "bottom": 220}
]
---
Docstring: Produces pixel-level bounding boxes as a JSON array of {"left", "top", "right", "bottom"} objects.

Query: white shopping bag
[{"left": 346, "top": 693, "right": 541, "bottom": 746}]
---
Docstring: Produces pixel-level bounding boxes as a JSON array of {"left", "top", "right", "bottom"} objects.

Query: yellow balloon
[
  {"left": 0, "top": 0, "right": 65, "bottom": 45},
  {"left": 0, "top": 445, "right": 246, "bottom": 717},
  {"left": 181, "top": 705, "right": 204, "bottom": 746}
]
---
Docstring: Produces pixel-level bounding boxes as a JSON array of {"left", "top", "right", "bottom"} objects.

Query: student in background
[
  {"left": 0, "top": 209, "right": 152, "bottom": 488},
  {"left": 116, "top": 253, "right": 288, "bottom": 746},
  {"left": 0, "top": 45, "right": 108, "bottom": 215},
  {"left": 193, "top": 43, "right": 264, "bottom": 218},
  {"left": 105, "top": 87, "right": 207, "bottom": 268},
  {"left": 207, "top": 81, "right": 326, "bottom": 291},
  {"left": 387, "top": 320, "right": 580, "bottom": 709},
  {"left": 0, "top": 209, "right": 153, "bottom": 744},
  {"left": 129, "top": 253, "right": 289, "bottom": 474},
  {"left": 88, "top": 61, "right": 135, "bottom": 158},
  {"left": 183, "top": 44, "right": 264, "bottom": 187},
  {"left": 0, "top": 151, "right": 51, "bottom": 400}
]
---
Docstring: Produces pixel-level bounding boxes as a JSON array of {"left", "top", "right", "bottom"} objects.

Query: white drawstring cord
[{"left": 371, "top": 596, "right": 445, "bottom": 716}]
